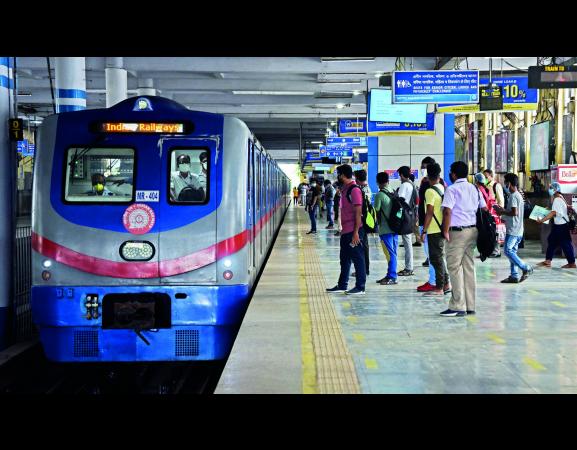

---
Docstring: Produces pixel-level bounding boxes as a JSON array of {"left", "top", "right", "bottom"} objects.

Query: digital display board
[
  {"left": 528, "top": 65, "right": 577, "bottom": 89},
  {"left": 369, "top": 88, "right": 427, "bottom": 123},
  {"left": 99, "top": 122, "right": 186, "bottom": 133},
  {"left": 393, "top": 70, "right": 479, "bottom": 104}
]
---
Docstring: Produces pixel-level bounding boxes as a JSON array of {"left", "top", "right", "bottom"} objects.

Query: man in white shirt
[{"left": 396, "top": 166, "right": 416, "bottom": 276}]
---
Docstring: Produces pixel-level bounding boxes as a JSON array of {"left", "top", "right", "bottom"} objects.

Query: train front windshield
[
  {"left": 65, "top": 147, "right": 135, "bottom": 202},
  {"left": 169, "top": 148, "right": 209, "bottom": 203}
]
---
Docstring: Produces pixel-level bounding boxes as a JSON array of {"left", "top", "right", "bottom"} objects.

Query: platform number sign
[{"left": 8, "top": 119, "right": 24, "bottom": 141}]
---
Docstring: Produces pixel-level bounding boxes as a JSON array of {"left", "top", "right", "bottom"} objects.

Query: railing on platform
[{"left": 13, "top": 223, "right": 35, "bottom": 343}]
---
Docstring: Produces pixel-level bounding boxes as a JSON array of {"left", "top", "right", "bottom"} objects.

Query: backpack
[
  {"left": 345, "top": 184, "right": 378, "bottom": 234},
  {"left": 475, "top": 187, "right": 498, "bottom": 262},
  {"left": 559, "top": 196, "right": 577, "bottom": 232},
  {"left": 380, "top": 190, "right": 416, "bottom": 235}
]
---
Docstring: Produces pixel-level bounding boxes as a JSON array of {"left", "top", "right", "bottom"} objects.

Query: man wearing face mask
[
  {"left": 306, "top": 177, "right": 321, "bottom": 234},
  {"left": 89, "top": 173, "right": 114, "bottom": 196},
  {"left": 170, "top": 154, "right": 202, "bottom": 202},
  {"left": 198, "top": 152, "right": 208, "bottom": 187}
]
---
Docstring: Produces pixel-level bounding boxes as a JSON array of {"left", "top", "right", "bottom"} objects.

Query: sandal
[{"left": 536, "top": 261, "right": 551, "bottom": 267}]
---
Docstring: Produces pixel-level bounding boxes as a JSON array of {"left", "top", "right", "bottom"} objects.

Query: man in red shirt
[{"left": 326, "top": 164, "right": 366, "bottom": 295}]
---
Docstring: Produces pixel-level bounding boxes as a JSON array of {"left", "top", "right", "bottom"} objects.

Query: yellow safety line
[
  {"left": 528, "top": 289, "right": 540, "bottom": 295},
  {"left": 342, "top": 301, "right": 351, "bottom": 310},
  {"left": 298, "top": 207, "right": 361, "bottom": 394},
  {"left": 352, "top": 333, "right": 365, "bottom": 343},
  {"left": 552, "top": 301, "right": 567, "bottom": 308},
  {"left": 487, "top": 333, "right": 506, "bottom": 344},
  {"left": 347, "top": 315, "right": 358, "bottom": 324},
  {"left": 465, "top": 316, "right": 479, "bottom": 324},
  {"left": 523, "top": 357, "right": 547, "bottom": 371},
  {"left": 297, "top": 211, "right": 318, "bottom": 394}
]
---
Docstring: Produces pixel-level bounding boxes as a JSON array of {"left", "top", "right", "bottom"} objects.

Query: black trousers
[
  {"left": 338, "top": 229, "right": 367, "bottom": 290},
  {"left": 428, "top": 232, "right": 449, "bottom": 288},
  {"left": 361, "top": 230, "right": 370, "bottom": 275},
  {"left": 546, "top": 223, "right": 576, "bottom": 263}
]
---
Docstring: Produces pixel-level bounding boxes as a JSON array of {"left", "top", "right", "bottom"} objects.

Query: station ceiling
[{"left": 14, "top": 56, "right": 563, "bottom": 162}]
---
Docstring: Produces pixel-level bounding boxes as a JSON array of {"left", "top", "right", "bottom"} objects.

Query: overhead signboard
[
  {"left": 327, "top": 136, "right": 367, "bottom": 147},
  {"left": 528, "top": 65, "right": 577, "bottom": 89},
  {"left": 8, "top": 118, "right": 24, "bottom": 141},
  {"left": 479, "top": 85, "right": 503, "bottom": 111},
  {"left": 338, "top": 119, "right": 367, "bottom": 136},
  {"left": 367, "top": 112, "right": 435, "bottom": 136},
  {"left": 368, "top": 88, "right": 428, "bottom": 123},
  {"left": 393, "top": 70, "right": 479, "bottom": 104},
  {"left": 437, "top": 76, "right": 538, "bottom": 113}
]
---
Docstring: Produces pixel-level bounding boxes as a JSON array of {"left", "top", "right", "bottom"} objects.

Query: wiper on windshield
[{"left": 68, "top": 135, "right": 106, "bottom": 167}]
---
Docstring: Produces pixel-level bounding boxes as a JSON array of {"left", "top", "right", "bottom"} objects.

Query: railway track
[{"left": 0, "top": 343, "right": 224, "bottom": 394}]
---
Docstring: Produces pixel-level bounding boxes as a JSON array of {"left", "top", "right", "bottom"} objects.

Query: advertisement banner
[
  {"left": 393, "top": 70, "right": 479, "bottom": 104},
  {"left": 338, "top": 119, "right": 367, "bottom": 136}
]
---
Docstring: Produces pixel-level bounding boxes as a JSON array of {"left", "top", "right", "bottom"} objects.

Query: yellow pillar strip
[
  {"left": 487, "top": 333, "right": 506, "bottom": 344},
  {"left": 298, "top": 211, "right": 319, "bottom": 394},
  {"left": 551, "top": 301, "right": 567, "bottom": 308},
  {"left": 556, "top": 89, "right": 565, "bottom": 165},
  {"left": 298, "top": 207, "right": 361, "bottom": 394},
  {"left": 365, "top": 358, "right": 378, "bottom": 370},
  {"left": 523, "top": 357, "right": 547, "bottom": 371}
]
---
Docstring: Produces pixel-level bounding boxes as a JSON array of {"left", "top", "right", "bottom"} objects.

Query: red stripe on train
[{"left": 32, "top": 201, "right": 284, "bottom": 279}]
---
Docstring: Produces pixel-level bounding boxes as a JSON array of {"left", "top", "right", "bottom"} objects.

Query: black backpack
[
  {"left": 380, "top": 189, "right": 416, "bottom": 235},
  {"left": 475, "top": 187, "right": 497, "bottom": 262},
  {"left": 345, "top": 184, "right": 378, "bottom": 234},
  {"left": 518, "top": 189, "right": 532, "bottom": 219}
]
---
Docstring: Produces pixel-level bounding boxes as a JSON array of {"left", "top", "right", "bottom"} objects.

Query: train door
[
  {"left": 158, "top": 137, "right": 219, "bottom": 284},
  {"left": 247, "top": 140, "right": 255, "bottom": 272}
]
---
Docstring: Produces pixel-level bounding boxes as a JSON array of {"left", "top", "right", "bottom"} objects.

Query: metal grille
[
  {"left": 73, "top": 330, "right": 99, "bottom": 357},
  {"left": 13, "top": 224, "right": 35, "bottom": 342},
  {"left": 175, "top": 330, "right": 199, "bottom": 356}
]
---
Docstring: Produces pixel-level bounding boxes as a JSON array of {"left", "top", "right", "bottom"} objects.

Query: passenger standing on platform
[
  {"left": 354, "top": 169, "right": 371, "bottom": 276},
  {"left": 409, "top": 173, "right": 422, "bottom": 247},
  {"left": 439, "top": 161, "right": 486, "bottom": 317},
  {"left": 493, "top": 173, "right": 534, "bottom": 283},
  {"left": 419, "top": 163, "right": 451, "bottom": 296},
  {"left": 474, "top": 173, "right": 501, "bottom": 258},
  {"left": 396, "top": 166, "right": 416, "bottom": 277},
  {"left": 374, "top": 171, "right": 398, "bottom": 285},
  {"left": 326, "top": 164, "right": 366, "bottom": 295},
  {"left": 293, "top": 187, "right": 299, "bottom": 205},
  {"left": 306, "top": 178, "right": 321, "bottom": 235},
  {"left": 299, "top": 183, "right": 308, "bottom": 206},
  {"left": 536, "top": 182, "right": 576, "bottom": 269},
  {"left": 483, "top": 169, "right": 505, "bottom": 208},
  {"left": 333, "top": 181, "right": 342, "bottom": 236},
  {"left": 324, "top": 179, "right": 335, "bottom": 229},
  {"left": 417, "top": 156, "right": 446, "bottom": 292}
]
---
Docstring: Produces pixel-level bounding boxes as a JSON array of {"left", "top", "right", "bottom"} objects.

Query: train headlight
[
  {"left": 223, "top": 259, "right": 232, "bottom": 268},
  {"left": 42, "top": 260, "right": 52, "bottom": 268},
  {"left": 120, "top": 241, "right": 155, "bottom": 261}
]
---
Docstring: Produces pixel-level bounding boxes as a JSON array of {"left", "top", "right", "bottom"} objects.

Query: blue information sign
[
  {"left": 327, "top": 136, "right": 367, "bottom": 147},
  {"left": 338, "top": 118, "right": 368, "bottom": 136},
  {"left": 367, "top": 112, "right": 436, "bottom": 135},
  {"left": 393, "top": 70, "right": 479, "bottom": 104}
]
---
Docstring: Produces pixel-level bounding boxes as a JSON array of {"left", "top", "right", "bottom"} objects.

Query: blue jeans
[
  {"left": 420, "top": 225, "right": 436, "bottom": 285},
  {"left": 338, "top": 229, "right": 366, "bottom": 290},
  {"left": 308, "top": 204, "right": 318, "bottom": 231},
  {"left": 379, "top": 233, "right": 398, "bottom": 280},
  {"left": 326, "top": 200, "right": 334, "bottom": 226},
  {"left": 504, "top": 234, "right": 530, "bottom": 279}
]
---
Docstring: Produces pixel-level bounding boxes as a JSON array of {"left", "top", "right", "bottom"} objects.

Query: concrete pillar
[
  {"left": 0, "top": 57, "right": 14, "bottom": 350},
  {"left": 55, "top": 57, "right": 86, "bottom": 112},
  {"left": 137, "top": 78, "right": 156, "bottom": 96},
  {"left": 105, "top": 57, "right": 127, "bottom": 107}
]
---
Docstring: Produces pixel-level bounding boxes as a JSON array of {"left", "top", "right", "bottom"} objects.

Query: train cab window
[
  {"left": 169, "top": 149, "right": 209, "bottom": 204},
  {"left": 64, "top": 147, "right": 135, "bottom": 202}
]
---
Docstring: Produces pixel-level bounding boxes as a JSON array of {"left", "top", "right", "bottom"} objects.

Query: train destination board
[{"left": 99, "top": 122, "right": 186, "bottom": 133}]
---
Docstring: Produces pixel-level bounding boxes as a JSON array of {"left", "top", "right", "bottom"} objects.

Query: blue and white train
[{"left": 31, "top": 96, "right": 290, "bottom": 362}]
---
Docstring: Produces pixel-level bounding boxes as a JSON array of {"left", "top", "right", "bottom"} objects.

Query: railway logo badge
[
  {"left": 134, "top": 97, "right": 153, "bottom": 111},
  {"left": 123, "top": 203, "right": 156, "bottom": 234}
]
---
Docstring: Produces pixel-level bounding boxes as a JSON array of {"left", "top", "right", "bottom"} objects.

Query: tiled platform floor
[{"left": 216, "top": 204, "right": 577, "bottom": 394}]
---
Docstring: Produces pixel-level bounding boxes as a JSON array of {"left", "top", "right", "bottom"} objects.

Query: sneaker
[
  {"left": 422, "top": 258, "right": 430, "bottom": 267},
  {"left": 443, "top": 284, "right": 452, "bottom": 295},
  {"left": 488, "top": 253, "right": 501, "bottom": 258},
  {"left": 326, "top": 225, "right": 334, "bottom": 229},
  {"left": 520, "top": 266, "right": 533, "bottom": 282},
  {"left": 500, "top": 276, "right": 519, "bottom": 284},
  {"left": 345, "top": 287, "right": 366, "bottom": 295},
  {"left": 466, "top": 310, "right": 475, "bottom": 315},
  {"left": 306, "top": 230, "right": 317, "bottom": 235},
  {"left": 326, "top": 285, "right": 347, "bottom": 293},
  {"left": 398, "top": 269, "right": 414, "bottom": 276},
  {"left": 417, "top": 282, "right": 436, "bottom": 292},
  {"left": 334, "top": 231, "right": 341, "bottom": 236},
  {"left": 562, "top": 263, "right": 577, "bottom": 269},
  {"left": 423, "top": 289, "right": 444, "bottom": 296},
  {"left": 413, "top": 241, "right": 422, "bottom": 247},
  {"left": 379, "top": 277, "right": 398, "bottom": 285},
  {"left": 439, "top": 309, "right": 466, "bottom": 317}
]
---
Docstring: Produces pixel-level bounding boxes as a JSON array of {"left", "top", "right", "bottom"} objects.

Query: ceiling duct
[{"left": 314, "top": 92, "right": 353, "bottom": 99}]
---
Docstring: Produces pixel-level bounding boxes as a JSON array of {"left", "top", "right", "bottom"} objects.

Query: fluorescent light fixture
[
  {"left": 374, "top": 72, "right": 384, "bottom": 78},
  {"left": 336, "top": 103, "right": 345, "bottom": 109},
  {"left": 311, "top": 141, "right": 324, "bottom": 144},
  {"left": 316, "top": 81, "right": 362, "bottom": 85},
  {"left": 232, "top": 90, "right": 314, "bottom": 95},
  {"left": 352, "top": 90, "right": 361, "bottom": 95},
  {"left": 330, "top": 121, "right": 336, "bottom": 126},
  {"left": 17, "top": 91, "right": 32, "bottom": 96}
]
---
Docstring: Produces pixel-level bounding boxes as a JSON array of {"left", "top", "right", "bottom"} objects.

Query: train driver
[
  {"left": 198, "top": 151, "right": 208, "bottom": 186},
  {"left": 89, "top": 173, "right": 114, "bottom": 196},
  {"left": 170, "top": 154, "right": 204, "bottom": 202}
]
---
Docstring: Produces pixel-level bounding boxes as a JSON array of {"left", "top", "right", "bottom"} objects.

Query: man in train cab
[
  {"left": 89, "top": 173, "right": 114, "bottom": 196},
  {"left": 170, "top": 154, "right": 204, "bottom": 202},
  {"left": 198, "top": 151, "right": 208, "bottom": 187}
]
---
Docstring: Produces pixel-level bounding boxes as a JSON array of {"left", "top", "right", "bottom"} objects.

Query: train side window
[
  {"left": 169, "top": 148, "right": 209, "bottom": 204},
  {"left": 64, "top": 147, "right": 135, "bottom": 202}
]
